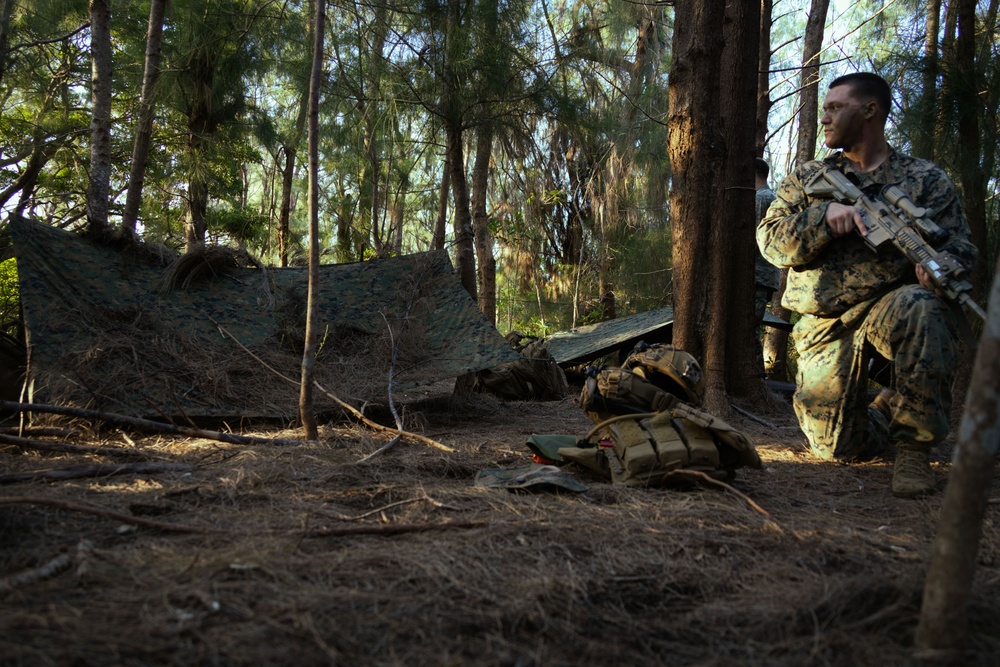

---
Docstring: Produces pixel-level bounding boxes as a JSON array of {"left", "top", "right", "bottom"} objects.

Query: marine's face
[{"left": 820, "top": 84, "right": 867, "bottom": 150}]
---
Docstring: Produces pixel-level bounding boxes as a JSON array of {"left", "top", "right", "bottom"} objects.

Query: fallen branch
[
  {"left": 0, "top": 462, "right": 194, "bottom": 485},
  {"left": 0, "top": 426, "right": 79, "bottom": 438},
  {"left": 211, "top": 320, "right": 454, "bottom": 453},
  {"left": 0, "top": 400, "right": 309, "bottom": 447},
  {"left": 663, "top": 469, "right": 801, "bottom": 540},
  {"left": 0, "top": 432, "right": 144, "bottom": 459},
  {"left": 0, "top": 552, "right": 73, "bottom": 594},
  {"left": 0, "top": 496, "right": 218, "bottom": 534},
  {"left": 303, "top": 520, "right": 483, "bottom": 538},
  {"left": 731, "top": 404, "right": 778, "bottom": 430},
  {"left": 317, "top": 492, "right": 450, "bottom": 521}
]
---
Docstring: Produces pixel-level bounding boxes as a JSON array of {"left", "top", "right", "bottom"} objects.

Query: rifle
[{"left": 804, "top": 166, "right": 986, "bottom": 322}]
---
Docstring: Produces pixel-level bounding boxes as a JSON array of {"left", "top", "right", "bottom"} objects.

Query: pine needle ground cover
[{"left": 2, "top": 392, "right": 999, "bottom": 666}]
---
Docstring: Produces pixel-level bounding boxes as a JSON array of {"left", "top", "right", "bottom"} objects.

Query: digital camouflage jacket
[{"left": 756, "top": 148, "right": 977, "bottom": 320}]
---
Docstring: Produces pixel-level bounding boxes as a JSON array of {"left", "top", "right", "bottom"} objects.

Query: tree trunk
[
  {"left": 447, "top": 121, "right": 477, "bottom": 300},
  {"left": 755, "top": 0, "right": 773, "bottom": 155},
  {"left": 953, "top": 0, "right": 987, "bottom": 294},
  {"left": 122, "top": 0, "right": 167, "bottom": 234},
  {"left": 915, "top": 255, "right": 1000, "bottom": 655},
  {"left": 443, "top": 0, "right": 476, "bottom": 300},
  {"left": 184, "top": 51, "right": 215, "bottom": 250},
  {"left": 718, "top": 0, "right": 764, "bottom": 405},
  {"left": 432, "top": 152, "right": 450, "bottom": 251},
  {"left": 277, "top": 147, "right": 297, "bottom": 266},
  {"left": 299, "top": 0, "right": 326, "bottom": 440},
  {"left": 471, "top": 124, "right": 496, "bottom": 324},
  {"left": 391, "top": 186, "right": 404, "bottom": 255},
  {"left": 763, "top": 0, "right": 829, "bottom": 382},
  {"left": 913, "top": 0, "right": 941, "bottom": 161},
  {"left": 278, "top": 69, "right": 310, "bottom": 266},
  {"left": 668, "top": 0, "right": 725, "bottom": 368},
  {"left": 0, "top": 0, "right": 16, "bottom": 89},
  {"left": 86, "top": 0, "right": 112, "bottom": 232}
]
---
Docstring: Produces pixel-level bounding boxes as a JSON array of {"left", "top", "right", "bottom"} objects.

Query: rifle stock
[{"left": 804, "top": 167, "right": 986, "bottom": 322}]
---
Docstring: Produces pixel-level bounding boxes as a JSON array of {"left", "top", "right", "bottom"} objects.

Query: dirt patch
[{"left": 1, "top": 388, "right": 999, "bottom": 666}]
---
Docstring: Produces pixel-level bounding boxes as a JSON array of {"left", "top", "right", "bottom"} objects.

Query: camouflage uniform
[
  {"left": 756, "top": 149, "right": 977, "bottom": 460},
  {"left": 753, "top": 186, "right": 780, "bottom": 375}
]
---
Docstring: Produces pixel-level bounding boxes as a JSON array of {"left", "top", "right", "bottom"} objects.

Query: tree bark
[
  {"left": 915, "top": 254, "right": 1000, "bottom": 654},
  {"left": 432, "top": 152, "right": 450, "bottom": 251},
  {"left": 668, "top": 0, "right": 725, "bottom": 369},
  {"left": 122, "top": 0, "right": 167, "bottom": 234},
  {"left": 719, "top": 0, "right": 764, "bottom": 404},
  {"left": 86, "top": 0, "right": 112, "bottom": 232},
  {"left": 953, "top": 0, "right": 987, "bottom": 294},
  {"left": 443, "top": 0, "right": 476, "bottom": 300},
  {"left": 763, "top": 0, "right": 829, "bottom": 382},
  {"left": 471, "top": 124, "right": 496, "bottom": 323},
  {"left": 0, "top": 0, "right": 15, "bottom": 88},
  {"left": 913, "top": 0, "right": 941, "bottom": 161},
  {"left": 299, "top": 0, "right": 326, "bottom": 440},
  {"left": 755, "top": 0, "right": 773, "bottom": 155}
]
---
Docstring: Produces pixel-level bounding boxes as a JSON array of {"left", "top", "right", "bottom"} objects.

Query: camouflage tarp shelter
[
  {"left": 544, "top": 306, "right": 791, "bottom": 367},
  {"left": 9, "top": 215, "right": 518, "bottom": 419}
]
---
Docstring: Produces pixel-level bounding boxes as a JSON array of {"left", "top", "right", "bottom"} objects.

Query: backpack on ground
[
  {"left": 472, "top": 332, "right": 569, "bottom": 401},
  {"left": 555, "top": 342, "right": 761, "bottom": 485}
]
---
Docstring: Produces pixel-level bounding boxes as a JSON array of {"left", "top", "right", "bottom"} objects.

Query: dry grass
[{"left": 1, "top": 389, "right": 999, "bottom": 667}]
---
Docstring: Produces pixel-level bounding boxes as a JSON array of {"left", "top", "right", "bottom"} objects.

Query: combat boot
[{"left": 892, "top": 444, "right": 935, "bottom": 498}]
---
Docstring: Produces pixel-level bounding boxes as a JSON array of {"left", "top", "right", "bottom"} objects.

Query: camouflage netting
[
  {"left": 9, "top": 215, "right": 518, "bottom": 419},
  {"left": 544, "top": 306, "right": 792, "bottom": 367}
]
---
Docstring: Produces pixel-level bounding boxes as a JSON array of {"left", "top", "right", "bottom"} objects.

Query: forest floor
[{"left": 1, "top": 382, "right": 999, "bottom": 667}]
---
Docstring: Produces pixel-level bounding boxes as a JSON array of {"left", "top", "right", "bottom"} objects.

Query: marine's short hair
[
  {"left": 754, "top": 157, "right": 770, "bottom": 180},
  {"left": 829, "top": 72, "right": 891, "bottom": 119}
]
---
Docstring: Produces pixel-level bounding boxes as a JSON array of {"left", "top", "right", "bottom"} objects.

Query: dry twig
[
  {"left": 0, "top": 462, "right": 194, "bottom": 485},
  {"left": 0, "top": 432, "right": 145, "bottom": 459},
  {"left": 303, "top": 520, "right": 484, "bottom": 538},
  {"left": 211, "top": 320, "right": 454, "bottom": 453},
  {"left": 0, "top": 400, "right": 308, "bottom": 447}
]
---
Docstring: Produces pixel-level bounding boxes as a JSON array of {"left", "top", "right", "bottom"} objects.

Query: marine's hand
[
  {"left": 825, "top": 202, "right": 868, "bottom": 238},
  {"left": 915, "top": 264, "right": 943, "bottom": 295}
]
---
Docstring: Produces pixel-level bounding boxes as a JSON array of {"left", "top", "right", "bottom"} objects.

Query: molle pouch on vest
[
  {"left": 644, "top": 411, "right": 689, "bottom": 471},
  {"left": 675, "top": 418, "right": 721, "bottom": 470},
  {"left": 608, "top": 418, "right": 658, "bottom": 479}
]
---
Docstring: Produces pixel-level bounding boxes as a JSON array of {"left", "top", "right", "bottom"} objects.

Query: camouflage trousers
[{"left": 792, "top": 284, "right": 959, "bottom": 461}]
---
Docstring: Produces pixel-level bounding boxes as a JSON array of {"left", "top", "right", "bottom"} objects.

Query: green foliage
[{"left": 0, "top": 259, "right": 19, "bottom": 337}]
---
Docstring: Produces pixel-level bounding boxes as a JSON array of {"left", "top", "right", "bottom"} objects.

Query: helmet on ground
[{"left": 622, "top": 342, "right": 705, "bottom": 405}]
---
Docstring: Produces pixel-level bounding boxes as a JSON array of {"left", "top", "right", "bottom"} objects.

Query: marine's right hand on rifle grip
[{"left": 825, "top": 202, "right": 868, "bottom": 238}]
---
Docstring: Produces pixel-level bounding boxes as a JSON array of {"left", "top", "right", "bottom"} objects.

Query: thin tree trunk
[
  {"left": 87, "top": 0, "right": 112, "bottom": 232},
  {"left": 122, "top": 0, "right": 167, "bottom": 234},
  {"left": 277, "top": 147, "right": 296, "bottom": 266},
  {"left": 763, "top": 0, "right": 829, "bottom": 382},
  {"left": 471, "top": 124, "right": 496, "bottom": 323},
  {"left": 954, "top": 0, "right": 987, "bottom": 294},
  {"left": 913, "top": 0, "right": 941, "bottom": 161},
  {"left": 391, "top": 184, "right": 404, "bottom": 255},
  {"left": 299, "top": 0, "right": 326, "bottom": 440},
  {"left": 755, "top": 0, "right": 773, "bottom": 155},
  {"left": 447, "top": 123, "right": 477, "bottom": 300},
  {"left": 915, "top": 255, "right": 1000, "bottom": 655},
  {"left": 432, "top": 153, "right": 450, "bottom": 250},
  {"left": 277, "top": 0, "right": 313, "bottom": 267},
  {"left": 0, "top": 0, "right": 15, "bottom": 88}
]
